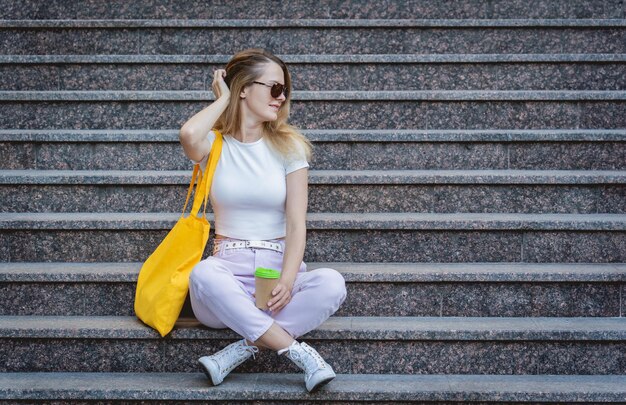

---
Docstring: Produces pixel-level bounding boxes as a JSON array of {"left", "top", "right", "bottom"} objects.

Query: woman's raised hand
[{"left": 212, "top": 69, "right": 230, "bottom": 100}]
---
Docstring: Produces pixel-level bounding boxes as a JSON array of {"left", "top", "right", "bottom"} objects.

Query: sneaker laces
[
  {"left": 289, "top": 343, "right": 327, "bottom": 374},
  {"left": 214, "top": 340, "right": 259, "bottom": 371},
  {"left": 241, "top": 343, "right": 260, "bottom": 360}
]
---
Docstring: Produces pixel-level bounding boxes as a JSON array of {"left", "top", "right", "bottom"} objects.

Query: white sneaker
[
  {"left": 280, "top": 341, "right": 336, "bottom": 392},
  {"left": 198, "top": 339, "right": 259, "bottom": 385}
]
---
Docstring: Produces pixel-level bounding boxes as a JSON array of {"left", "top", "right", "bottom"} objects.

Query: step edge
[
  {"left": 2, "top": 18, "right": 625, "bottom": 28},
  {"left": 2, "top": 128, "right": 625, "bottom": 142},
  {"left": 2, "top": 53, "right": 626, "bottom": 64},
  {"left": 1, "top": 262, "right": 624, "bottom": 282},
  {"left": 1, "top": 315, "right": 625, "bottom": 341},
  {"left": 2, "top": 89, "right": 626, "bottom": 101},
  {"left": 0, "top": 373, "right": 625, "bottom": 401},
  {"left": 1, "top": 212, "right": 624, "bottom": 231},
  {"left": 2, "top": 169, "right": 625, "bottom": 185}
]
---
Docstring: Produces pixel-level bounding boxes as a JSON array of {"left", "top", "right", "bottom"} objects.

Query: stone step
[
  {"left": 2, "top": 53, "right": 624, "bottom": 91},
  {"left": 1, "top": 262, "right": 624, "bottom": 317},
  {"left": 1, "top": 316, "right": 625, "bottom": 374},
  {"left": 2, "top": 129, "right": 624, "bottom": 170},
  {"left": 1, "top": 169, "right": 624, "bottom": 214},
  {"left": 1, "top": 212, "right": 624, "bottom": 262},
  {"left": 1, "top": 19, "right": 624, "bottom": 55},
  {"left": 1, "top": 372, "right": 625, "bottom": 403},
  {"left": 3, "top": 0, "right": 622, "bottom": 20},
  {"left": 1, "top": 90, "right": 625, "bottom": 129}
]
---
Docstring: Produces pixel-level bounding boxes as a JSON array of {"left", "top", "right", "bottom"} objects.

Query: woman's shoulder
[
  {"left": 281, "top": 139, "right": 310, "bottom": 175},
  {"left": 189, "top": 130, "right": 218, "bottom": 165}
]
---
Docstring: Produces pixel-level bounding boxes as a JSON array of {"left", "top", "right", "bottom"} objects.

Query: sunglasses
[{"left": 252, "top": 81, "right": 288, "bottom": 99}]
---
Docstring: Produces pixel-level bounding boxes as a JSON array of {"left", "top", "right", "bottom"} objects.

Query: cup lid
[{"left": 254, "top": 267, "right": 281, "bottom": 279}]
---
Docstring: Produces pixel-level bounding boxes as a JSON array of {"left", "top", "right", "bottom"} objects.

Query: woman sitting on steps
[{"left": 178, "top": 48, "right": 347, "bottom": 393}]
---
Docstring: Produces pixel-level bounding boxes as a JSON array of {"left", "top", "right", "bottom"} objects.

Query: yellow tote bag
[{"left": 134, "top": 130, "right": 223, "bottom": 337}]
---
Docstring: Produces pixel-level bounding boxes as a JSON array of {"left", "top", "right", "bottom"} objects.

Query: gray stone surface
[
  {"left": 21, "top": 142, "right": 159, "bottom": 170},
  {"left": 2, "top": 99, "right": 624, "bottom": 129},
  {"left": 4, "top": 52, "right": 625, "bottom": 63},
  {"left": 3, "top": 315, "right": 626, "bottom": 341},
  {"left": 3, "top": 262, "right": 625, "bottom": 283},
  {"left": 5, "top": 19, "right": 624, "bottom": 28},
  {"left": 7, "top": 169, "right": 622, "bottom": 185},
  {"left": 2, "top": 170, "right": 623, "bottom": 213},
  {"left": 311, "top": 184, "right": 618, "bottom": 214},
  {"left": 0, "top": 283, "right": 86, "bottom": 315},
  {"left": 33, "top": 140, "right": 186, "bottom": 171},
  {"left": 2, "top": 212, "right": 625, "bottom": 231},
  {"left": 3, "top": 61, "right": 624, "bottom": 91},
  {"left": 1, "top": 336, "right": 625, "bottom": 374},
  {"left": 3, "top": 337, "right": 625, "bottom": 374},
  {"left": 1, "top": 316, "right": 625, "bottom": 373},
  {"left": 0, "top": 230, "right": 174, "bottom": 262},
  {"left": 1, "top": 280, "right": 622, "bottom": 317},
  {"left": 0, "top": 0, "right": 623, "bottom": 19},
  {"left": 4, "top": 140, "right": 624, "bottom": 170},
  {"left": 4, "top": 90, "right": 626, "bottom": 101},
  {"left": 1, "top": 25, "right": 625, "bottom": 55},
  {"left": 439, "top": 282, "right": 622, "bottom": 317},
  {"left": 1, "top": 372, "right": 625, "bottom": 402},
  {"left": 0, "top": 262, "right": 142, "bottom": 282},
  {"left": 2, "top": 131, "right": 624, "bottom": 170},
  {"left": 332, "top": 142, "right": 510, "bottom": 170},
  {"left": 523, "top": 231, "right": 626, "bottom": 262},
  {"left": 2, "top": 128, "right": 624, "bottom": 142},
  {"left": 1, "top": 213, "right": 623, "bottom": 262},
  {"left": 1, "top": 0, "right": 623, "bottom": 19},
  {"left": 509, "top": 141, "right": 626, "bottom": 170},
  {"left": 599, "top": 185, "right": 626, "bottom": 213},
  {"left": 0, "top": 184, "right": 191, "bottom": 213},
  {"left": 1, "top": 262, "right": 624, "bottom": 317}
]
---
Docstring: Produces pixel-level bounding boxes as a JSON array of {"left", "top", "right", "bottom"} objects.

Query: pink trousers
[{"left": 188, "top": 238, "right": 347, "bottom": 343}]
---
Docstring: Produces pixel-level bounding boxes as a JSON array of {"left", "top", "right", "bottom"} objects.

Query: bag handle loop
[
  {"left": 180, "top": 165, "right": 199, "bottom": 218},
  {"left": 197, "top": 129, "right": 223, "bottom": 217},
  {"left": 181, "top": 129, "right": 224, "bottom": 218}
]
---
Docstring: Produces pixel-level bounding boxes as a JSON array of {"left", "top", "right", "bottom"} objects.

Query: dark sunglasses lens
[{"left": 271, "top": 83, "right": 286, "bottom": 98}]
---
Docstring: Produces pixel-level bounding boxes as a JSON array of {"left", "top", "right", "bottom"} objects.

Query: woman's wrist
[{"left": 279, "top": 274, "right": 296, "bottom": 290}]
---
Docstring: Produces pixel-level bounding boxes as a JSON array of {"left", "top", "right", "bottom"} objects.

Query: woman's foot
[
  {"left": 279, "top": 340, "right": 336, "bottom": 392},
  {"left": 198, "top": 338, "right": 259, "bottom": 385}
]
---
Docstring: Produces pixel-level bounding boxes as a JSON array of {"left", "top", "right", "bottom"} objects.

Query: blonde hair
[{"left": 214, "top": 48, "right": 312, "bottom": 163}]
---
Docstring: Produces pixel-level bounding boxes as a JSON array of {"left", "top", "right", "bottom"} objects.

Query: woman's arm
[
  {"left": 268, "top": 167, "right": 308, "bottom": 313},
  {"left": 179, "top": 69, "right": 230, "bottom": 162}
]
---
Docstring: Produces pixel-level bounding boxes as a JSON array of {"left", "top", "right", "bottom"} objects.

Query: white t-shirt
[{"left": 190, "top": 131, "right": 309, "bottom": 240}]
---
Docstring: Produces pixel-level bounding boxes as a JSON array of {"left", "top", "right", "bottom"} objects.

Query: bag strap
[
  {"left": 180, "top": 164, "right": 200, "bottom": 217},
  {"left": 190, "top": 129, "right": 223, "bottom": 217}
]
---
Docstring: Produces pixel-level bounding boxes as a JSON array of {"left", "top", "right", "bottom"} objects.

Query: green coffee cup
[
  {"left": 254, "top": 267, "right": 281, "bottom": 279},
  {"left": 254, "top": 267, "right": 281, "bottom": 309}
]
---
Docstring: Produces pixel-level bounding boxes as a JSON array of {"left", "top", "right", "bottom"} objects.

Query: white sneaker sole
[
  {"left": 307, "top": 369, "right": 336, "bottom": 392},
  {"left": 198, "top": 356, "right": 222, "bottom": 386}
]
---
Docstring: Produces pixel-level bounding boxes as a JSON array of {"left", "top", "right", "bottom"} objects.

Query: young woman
[{"left": 179, "top": 48, "right": 347, "bottom": 393}]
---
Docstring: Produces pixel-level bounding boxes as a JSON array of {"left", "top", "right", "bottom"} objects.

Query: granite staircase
[{"left": 1, "top": 0, "right": 625, "bottom": 403}]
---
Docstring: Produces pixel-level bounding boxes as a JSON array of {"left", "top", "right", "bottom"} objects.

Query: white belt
[{"left": 216, "top": 240, "right": 283, "bottom": 253}]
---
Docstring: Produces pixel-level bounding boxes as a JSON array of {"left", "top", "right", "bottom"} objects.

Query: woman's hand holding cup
[{"left": 267, "top": 280, "right": 293, "bottom": 314}]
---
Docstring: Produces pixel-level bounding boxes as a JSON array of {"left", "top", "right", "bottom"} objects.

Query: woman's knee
[
  {"left": 189, "top": 258, "right": 231, "bottom": 297},
  {"left": 313, "top": 267, "right": 347, "bottom": 302}
]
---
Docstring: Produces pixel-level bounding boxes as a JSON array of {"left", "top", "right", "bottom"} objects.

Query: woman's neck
[{"left": 234, "top": 117, "right": 264, "bottom": 143}]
